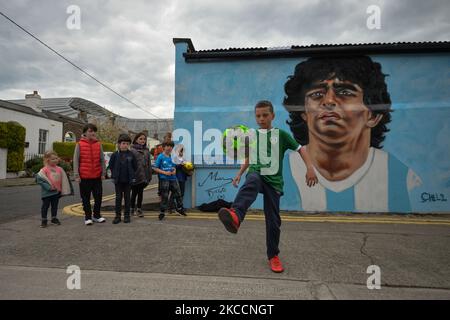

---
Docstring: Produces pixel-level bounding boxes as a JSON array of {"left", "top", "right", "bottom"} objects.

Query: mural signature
[
  {"left": 421, "top": 192, "right": 448, "bottom": 203},
  {"left": 198, "top": 171, "right": 233, "bottom": 199}
]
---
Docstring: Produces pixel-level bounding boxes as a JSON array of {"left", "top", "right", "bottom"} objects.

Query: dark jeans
[
  {"left": 115, "top": 182, "right": 131, "bottom": 217},
  {"left": 160, "top": 180, "right": 183, "bottom": 213},
  {"left": 80, "top": 178, "right": 103, "bottom": 220},
  {"left": 41, "top": 193, "right": 61, "bottom": 221},
  {"left": 232, "top": 172, "right": 281, "bottom": 259},
  {"left": 169, "top": 180, "right": 186, "bottom": 210},
  {"left": 131, "top": 182, "right": 147, "bottom": 209}
]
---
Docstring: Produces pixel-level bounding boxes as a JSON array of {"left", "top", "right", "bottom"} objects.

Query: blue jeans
[{"left": 232, "top": 172, "right": 281, "bottom": 259}]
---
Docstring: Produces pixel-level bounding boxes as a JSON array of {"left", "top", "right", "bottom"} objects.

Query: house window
[{"left": 38, "top": 129, "right": 48, "bottom": 154}]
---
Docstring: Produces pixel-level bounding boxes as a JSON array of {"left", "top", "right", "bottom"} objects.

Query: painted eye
[
  {"left": 308, "top": 91, "right": 323, "bottom": 99},
  {"left": 337, "top": 89, "right": 354, "bottom": 96}
]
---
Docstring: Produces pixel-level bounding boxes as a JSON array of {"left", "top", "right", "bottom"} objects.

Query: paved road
[
  {"left": 0, "top": 180, "right": 115, "bottom": 224},
  {"left": 0, "top": 204, "right": 449, "bottom": 299}
]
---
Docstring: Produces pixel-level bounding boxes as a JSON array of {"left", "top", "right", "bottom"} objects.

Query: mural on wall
[
  {"left": 173, "top": 40, "right": 450, "bottom": 213},
  {"left": 197, "top": 170, "right": 233, "bottom": 200},
  {"left": 283, "top": 56, "right": 422, "bottom": 212}
]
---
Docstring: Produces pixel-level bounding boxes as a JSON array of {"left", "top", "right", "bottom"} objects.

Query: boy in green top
[{"left": 218, "top": 100, "right": 318, "bottom": 273}]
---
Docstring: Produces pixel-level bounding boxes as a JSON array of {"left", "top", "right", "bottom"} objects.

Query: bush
[
  {"left": 30, "top": 163, "right": 43, "bottom": 175},
  {"left": 25, "top": 156, "right": 72, "bottom": 177},
  {"left": 0, "top": 122, "right": 7, "bottom": 149},
  {"left": 25, "top": 156, "right": 43, "bottom": 170},
  {"left": 53, "top": 142, "right": 76, "bottom": 161},
  {"left": 102, "top": 142, "right": 116, "bottom": 152},
  {"left": 1, "top": 121, "right": 26, "bottom": 172},
  {"left": 59, "top": 160, "right": 72, "bottom": 175},
  {"left": 25, "top": 156, "right": 43, "bottom": 176},
  {"left": 7, "top": 151, "right": 24, "bottom": 172}
]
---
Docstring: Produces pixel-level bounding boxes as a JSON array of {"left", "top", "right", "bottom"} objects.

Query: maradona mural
[
  {"left": 283, "top": 56, "right": 421, "bottom": 212},
  {"left": 172, "top": 39, "right": 450, "bottom": 213}
]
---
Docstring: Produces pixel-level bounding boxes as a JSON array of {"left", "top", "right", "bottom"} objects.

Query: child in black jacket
[{"left": 108, "top": 134, "right": 138, "bottom": 224}]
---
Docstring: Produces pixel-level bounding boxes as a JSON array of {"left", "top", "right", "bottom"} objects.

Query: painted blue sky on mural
[{"left": 173, "top": 41, "right": 450, "bottom": 212}]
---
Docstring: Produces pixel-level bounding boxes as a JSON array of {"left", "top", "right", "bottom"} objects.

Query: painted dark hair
[{"left": 283, "top": 56, "right": 392, "bottom": 148}]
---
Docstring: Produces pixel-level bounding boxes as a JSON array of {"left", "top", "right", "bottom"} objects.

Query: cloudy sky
[{"left": 0, "top": 0, "right": 448, "bottom": 119}]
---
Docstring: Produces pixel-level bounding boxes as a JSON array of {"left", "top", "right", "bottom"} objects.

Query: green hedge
[
  {"left": 53, "top": 141, "right": 116, "bottom": 160},
  {"left": 102, "top": 142, "right": 116, "bottom": 152},
  {"left": 53, "top": 142, "right": 76, "bottom": 160},
  {"left": 0, "top": 121, "right": 26, "bottom": 172},
  {"left": 24, "top": 156, "right": 72, "bottom": 176},
  {"left": 0, "top": 122, "right": 8, "bottom": 149}
]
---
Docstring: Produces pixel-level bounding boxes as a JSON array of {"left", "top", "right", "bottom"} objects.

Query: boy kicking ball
[{"left": 218, "top": 100, "right": 317, "bottom": 273}]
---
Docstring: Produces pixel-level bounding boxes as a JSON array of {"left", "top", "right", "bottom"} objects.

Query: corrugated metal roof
[
  {"left": 193, "top": 40, "right": 450, "bottom": 52},
  {"left": 115, "top": 117, "right": 173, "bottom": 134},
  {"left": 9, "top": 98, "right": 77, "bottom": 118},
  {"left": 8, "top": 97, "right": 118, "bottom": 119},
  {"left": 173, "top": 39, "right": 450, "bottom": 61}
]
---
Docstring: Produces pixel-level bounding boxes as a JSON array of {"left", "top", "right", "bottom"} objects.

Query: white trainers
[
  {"left": 85, "top": 219, "right": 93, "bottom": 226},
  {"left": 92, "top": 217, "right": 106, "bottom": 223}
]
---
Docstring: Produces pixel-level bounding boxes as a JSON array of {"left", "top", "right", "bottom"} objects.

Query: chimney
[{"left": 25, "top": 91, "right": 43, "bottom": 113}]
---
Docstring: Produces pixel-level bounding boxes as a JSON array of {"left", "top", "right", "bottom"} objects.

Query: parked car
[{"left": 104, "top": 151, "right": 113, "bottom": 178}]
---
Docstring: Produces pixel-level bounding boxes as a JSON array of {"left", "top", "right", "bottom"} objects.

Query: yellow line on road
[
  {"left": 64, "top": 208, "right": 450, "bottom": 227},
  {"left": 63, "top": 184, "right": 158, "bottom": 217},
  {"left": 63, "top": 184, "right": 450, "bottom": 226}
]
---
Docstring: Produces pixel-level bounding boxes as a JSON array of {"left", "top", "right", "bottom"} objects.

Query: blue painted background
[{"left": 174, "top": 42, "right": 450, "bottom": 213}]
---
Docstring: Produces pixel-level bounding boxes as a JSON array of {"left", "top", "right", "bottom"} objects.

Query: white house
[{"left": 0, "top": 92, "right": 63, "bottom": 157}]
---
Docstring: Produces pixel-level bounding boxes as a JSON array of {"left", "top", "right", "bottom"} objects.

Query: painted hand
[
  {"left": 305, "top": 167, "right": 318, "bottom": 187},
  {"left": 232, "top": 174, "right": 241, "bottom": 187}
]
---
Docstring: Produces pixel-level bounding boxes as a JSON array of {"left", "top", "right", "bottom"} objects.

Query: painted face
[
  {"left": 85, "top": 128, "right": 97, "bottom": 140},
  {"left": 48, "top": 155, "right": 59, "bottom": 166},
  {"left": 255, "top": 106, "right": 275, "bottom": 129},
  {"left": 302, "top": 78, "right": 379, "bottom": 146},
  {"left": 119, "top": 141, "right": 130, "bottom": 151},
  {"left": 136, "top": 135, "right": 147, "bottom": 146}
]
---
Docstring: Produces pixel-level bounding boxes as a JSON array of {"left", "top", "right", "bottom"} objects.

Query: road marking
[
  {"left": 63, "top": 185, "right": 450, "bottom": 226},
  {"left": 63, "top": 184, "right": 158, "bottom": 217}
]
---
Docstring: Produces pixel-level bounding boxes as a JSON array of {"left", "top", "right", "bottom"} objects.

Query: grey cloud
[{"left": 0, "top": 0, "right": 448, "bottom": 119}]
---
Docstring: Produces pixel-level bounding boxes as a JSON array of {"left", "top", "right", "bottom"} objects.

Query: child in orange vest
[{"left": 73, "top": 123, "right": 107, "bottom": 226}]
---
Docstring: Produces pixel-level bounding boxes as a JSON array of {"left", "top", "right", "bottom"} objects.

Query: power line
[{"left": 0, "top": 11, "right": 161, "bottom": 119}]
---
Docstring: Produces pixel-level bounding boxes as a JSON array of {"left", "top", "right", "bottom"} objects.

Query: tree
[{"left": 93, "top": 117, "right": 127, "bottom": 144}]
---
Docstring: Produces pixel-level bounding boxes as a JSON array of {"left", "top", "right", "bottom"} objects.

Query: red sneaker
[
  {"left": 269, "top": 256, "right": 284, "bottom": 273},
  {"left": 218, "top": 207, "right": 240, "bottom": 234}
]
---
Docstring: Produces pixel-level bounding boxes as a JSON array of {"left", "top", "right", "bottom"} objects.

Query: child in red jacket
[{"left": 73, "top": 123, "right": 107, "bottom": 226}]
